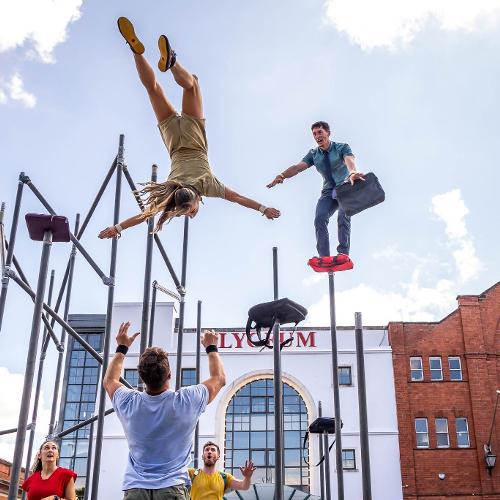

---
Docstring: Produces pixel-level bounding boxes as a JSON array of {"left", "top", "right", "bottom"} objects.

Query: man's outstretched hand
[
  {"left": 116, "top": 321, "right": 140, "bottom": 347},
  {"left": 264, "top": 208, "right": 281, "bottom": 219},
  {"left": 266, "top": 175, "right": 284, "bottom": 188}
]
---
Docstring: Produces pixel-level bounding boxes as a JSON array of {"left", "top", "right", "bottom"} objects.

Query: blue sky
[{"left": 1, "top": 0, "right": 499, "bottom": 456}]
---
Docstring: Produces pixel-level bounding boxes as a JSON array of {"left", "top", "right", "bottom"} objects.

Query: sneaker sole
[
  {"left": 158, "top": 35, "right": 171, "bottom": 72},
  {"left": 117, "top": 17, "right": 144, "bottom": 55}
]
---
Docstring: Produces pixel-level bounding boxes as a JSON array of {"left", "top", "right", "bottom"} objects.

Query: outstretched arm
[
  {"left": 267, "top": 161, "right": 310, "bottom": 188},
  {"left": 229, "top": 460, "right": 256, "bottom": 491},
  {"left": 344, "top": 155, "right": 365, "bottom": 185},
  {"left": 224, "top": 187, "right": 281, "bottom": 220},
  {"left": 103, "top": 322, "right": 140, "bottom": 399},
  {"left": 98, "top": 213, "right": 147, "bottom": 239}
]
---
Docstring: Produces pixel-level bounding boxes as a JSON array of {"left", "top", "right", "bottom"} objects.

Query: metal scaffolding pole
[
  {"left": 328, "top": 272, "right": 344, "bottom": 500},
  {"left": 0, "top": 173, "right": 24, "bottom": 332},
  {"left": 121, "top": 165, "right": 181, "bottom": 290},
  {"left": 272, "top": 247, "right": 284, "bottom": 500},
  {"left": 138, "top": 165, "right": 157, "bottom": 390},
  {"left": 0, "top": 203, "right": 5, "bottom": 271},
  {"left": 175, "top": 217, "right": 189, "bottom": 391},
  {"left": 355, "top": 312, "right": 372, "bottom": 500},
  {"left": 148, "top": 284, "right": 157, "bottom": 348},
  {"left": 193, "top": 300, "right": 202, "bottom": 468},
  {"left": 22, "top": 175, "right": 112, "bottom": 285},
  {"left": 21, "top": 269, "right": 56, "bottom": 500},
  {"left": 90, "top": 135, "right": 123, "bottom": 500},
  {"left": 48, "top": 214, "right": 80, "bottom": 437},
  {"left": 318, "top": 401, "right": 326, "bottom": 500},
  {"left": 8, "top": 229, "right": 54, "bottom": 500}
]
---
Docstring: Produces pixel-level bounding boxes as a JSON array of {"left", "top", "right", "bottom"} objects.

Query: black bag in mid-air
[{"left": 335, "top": 172, "right": 385, "bottom": 216}]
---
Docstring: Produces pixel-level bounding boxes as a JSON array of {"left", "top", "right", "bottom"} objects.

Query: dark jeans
[{"left": 314, "top": 189, "right": 351, "bottom": 257}]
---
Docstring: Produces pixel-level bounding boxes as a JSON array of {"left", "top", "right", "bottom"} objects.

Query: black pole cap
[{"left": 25, "top": 213, "right": 71, "bottom": 242}]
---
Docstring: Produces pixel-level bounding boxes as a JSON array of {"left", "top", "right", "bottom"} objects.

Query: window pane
[
  {"left": 234, "top": 432, "right": 249, "bottom": 449},
  {"left": 285, "top": 449, "right": 301, "bottom": 466},
  {"left": 416, "top": 433, "right": 429, "bottom": 447},
  {"left": 250, "top": 431, "right": 266, "bottom": 448},
  {"left": 429, "top": 358, "right": 441, "bottom": 369},
  {"left": 251, "top": 415, "right": 266, "bottom": 431},
  {"left": 339, "top": 367, "right": 352, "bottom": 385},
  {"left": 342, "top": 449, "right": 356, "bottom": 469},
  {"left": 456, "top": 418, "right": 470, "bottom": 447},
  {"left": 251, "top": 450, "right": 266, "bottom": 466},
  {"left": 415, "top": 419, "right": 428, "bottom": 433},
  {"left": 449, "top": 358, "right": 461, "bottom": 369},
  {"left": 284, "top": 467, "right": 301, "bottom": 485},
  {"left": 436, "top": 418, "right": 449, "bottom": 448},
  {"left": 410, "top": 358, "right": 422, "bottom": 369},
  {"left": 435, "top": 419, "right": 448, "bottom": 433}
]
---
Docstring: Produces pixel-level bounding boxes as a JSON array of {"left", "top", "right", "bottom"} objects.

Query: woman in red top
[{"left": 22, "top": 440, "right": 77, "bottom": 500}]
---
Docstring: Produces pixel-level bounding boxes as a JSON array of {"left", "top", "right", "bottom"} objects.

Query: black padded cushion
[
  {"left": 25, "top": 213, "right": 71, "bottom": 242},
  {"left": 247, "top": 297, "right": 307, "bottom": 327}
]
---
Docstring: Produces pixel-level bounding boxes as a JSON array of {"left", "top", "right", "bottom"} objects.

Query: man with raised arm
[
  {"left": 103, "top": 322, "right": 226, "bottom": 500},
  {"left": 188, "top": 441, "right": 255, "bottom": 499},
  {"left": 267, "top": 121, "right": 365, "bottom": 269}
]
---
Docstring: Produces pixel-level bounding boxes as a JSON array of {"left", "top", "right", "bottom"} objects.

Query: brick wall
[
  {"left": 389, "top": 281, "right": 500, "bottom": 499},
  {"left": 0, "top": 459, "right": 24, "bottom": 500}
]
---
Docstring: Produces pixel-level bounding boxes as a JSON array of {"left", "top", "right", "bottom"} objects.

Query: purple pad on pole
[{"left": 25, "top": 213, "right": 70, "bottom": 242}]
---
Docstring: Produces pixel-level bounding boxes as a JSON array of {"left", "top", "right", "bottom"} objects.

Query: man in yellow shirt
[{"left": 188, "top": 441, "right": 255, "bottom": 499}]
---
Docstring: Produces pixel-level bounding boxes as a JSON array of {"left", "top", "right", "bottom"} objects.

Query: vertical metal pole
[
  {"left": 84, "top": 421, "right": 95, "bottom": 500},
  {"left": 21, "top": 269, "right": 56, "bottom": 500},
  {"left": 175, "top": 216, "right": 189, "bottom": 391},
  {"left": 328, "top": 272, "right": 344, "bottom": 500},
  {"left": 355, "top": 312, "right": 372, "bottom": 500},
  {"left": 0, "top": 174, "right": 24, "bottom": 333},
  {"left": 0, "top": 202, "right": 5, "bottom": 271},
  {"left": 138, "top": 165, "right": 157, "bottom": 390},
  {"left": 323, "top": 431, "right": 332, "bottom": 500},
  {"left": 8, "top": 229, "right": 53, "bottom": 500},
  {"left": 147, "top": 284, "right": 157, "bottom": 348},
  {"left": 193, "top": 300, "right": 202, "bottom": 468},
  {"left": 272, "top": 247, "right": 284, "bottom": 500},
  {"left": 318, "top": 401, "right": 326, "bottom": 500},
  {"left": 90, "top": 134, "right": 123, "bottom": 500},
  {"left": 48, "top": 214, "right": 80, "bottom": 437}
]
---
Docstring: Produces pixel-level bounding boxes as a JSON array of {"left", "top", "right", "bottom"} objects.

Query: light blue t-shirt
[{"left": 112, "top": 384, "right": 209, "bottom": 490}]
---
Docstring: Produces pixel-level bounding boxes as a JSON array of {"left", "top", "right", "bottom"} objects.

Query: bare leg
[
  {"left": 133, "top": 53, "right": 177, "bottom": 123},
  {"left": 170, "top": 61, "right": 203, "bottom": 119}
]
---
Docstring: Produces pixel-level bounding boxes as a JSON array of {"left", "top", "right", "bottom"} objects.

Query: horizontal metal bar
[
  {"left": 153, "top": 280, "right": 181, "bottom": 301},
  {"left": 57, "top": 408, "right": 114, "bottom": 439}
]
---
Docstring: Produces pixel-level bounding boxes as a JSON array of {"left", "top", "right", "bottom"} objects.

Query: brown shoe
[
  {"left": 117, "top": 17, "right": 145, "bottom": 55},
  {"left": 157, "top": 35, "right": 176, "bottom": 72}
]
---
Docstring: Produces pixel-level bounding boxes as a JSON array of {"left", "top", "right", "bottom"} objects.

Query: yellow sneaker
[
  {"left": 117, "top": 17, "right": 145, "bottom": 55},
  {"left": 157, "top": 35, "right": 177, "bottom": 72}
]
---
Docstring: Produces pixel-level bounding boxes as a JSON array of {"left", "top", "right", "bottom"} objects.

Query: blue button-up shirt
[{"left": 302, "top": 141, "right": 354, "bottom": 191}]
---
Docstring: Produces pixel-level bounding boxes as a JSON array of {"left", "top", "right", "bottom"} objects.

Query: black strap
[
  {"left": 245, "top": 317, "right": 298, "bottom": 351},
  {"left": 302, "top": 431, "right": 335, "bottom": 467}
]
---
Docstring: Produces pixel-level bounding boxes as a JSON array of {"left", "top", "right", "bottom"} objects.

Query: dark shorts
[{"left": 123, "top": 484, "right": 189, "bottom": 500}]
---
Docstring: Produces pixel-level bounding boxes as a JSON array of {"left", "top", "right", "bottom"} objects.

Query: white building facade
[{"left": 95, "top": 302, "right": 403, "bottom": 499}]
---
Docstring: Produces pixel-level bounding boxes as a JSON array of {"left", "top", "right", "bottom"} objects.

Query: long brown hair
[
  {"left": 137, "top": 181, "right": 199, "bottom": 232},
  {"left": 31, "top": 440, "right": 59, "bottom": 473}
]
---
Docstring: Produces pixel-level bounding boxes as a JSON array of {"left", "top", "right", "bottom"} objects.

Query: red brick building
[
  {"left": 0, "top": 458, "right": 24, "bottom": 500},
  {"left": 389, "top": 281, "right": 500, "bottom": 499}
]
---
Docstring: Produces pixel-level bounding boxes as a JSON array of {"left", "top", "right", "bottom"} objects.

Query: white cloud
[
  {"left": 430, "top": 189, "right": 483, "bottom": 282},
  {"left": 0, "top": 367, "right": 51, "bottom": 462},
  {"left": 430, "top": 189, "right": 469, "bottom": 238},
  {"left": 0, "top": 0, "right": 83, "bottom": 63},
  {"left": 0, "top": 88, "right": 6, "bottom": 104},
  {"left": 6, "top": 73, "right": 36, "bottom": 108},
  {"left": 307, "top": 275, "right": 456, "bottom": 326},
  {"left": 324, "top": 0, "right": 500, "bottom": 50}
]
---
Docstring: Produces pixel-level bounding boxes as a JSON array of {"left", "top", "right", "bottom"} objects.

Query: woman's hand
[
  {"left": 98, "top": 226, "right": 120, "bottom": 239},
  {"left": 349, "top": 172, "right": 365, "bottom": 185},
  {"left": 263, "top": 207, "right": 281, "bottom": 219}
]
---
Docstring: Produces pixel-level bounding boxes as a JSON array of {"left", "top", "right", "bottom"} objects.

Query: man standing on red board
[{"left": 267, "top": 121, "right": 364, "bottom": 271}]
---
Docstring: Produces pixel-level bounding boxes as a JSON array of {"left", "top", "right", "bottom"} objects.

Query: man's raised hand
[
  {"left": 116, "top": 321, "right": 140, "bottom": 347},
  {"left": 239, "top": 460, "right": 256, "bottom": 478},
  {"left": 201, "top": 329, "right": 219, "bottom": 348}
]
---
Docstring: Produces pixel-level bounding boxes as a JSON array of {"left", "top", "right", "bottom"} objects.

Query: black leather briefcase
[{"left": 335, "top": 172, "right": 385, "bottom": 216}]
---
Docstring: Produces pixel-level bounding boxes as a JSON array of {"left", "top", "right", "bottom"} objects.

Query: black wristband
[
  {"left": 116, "top": 344, "right": 129, "bottom": 355},
  {"left": 205, "top": 345, "right": 218, "bottom": 354}
]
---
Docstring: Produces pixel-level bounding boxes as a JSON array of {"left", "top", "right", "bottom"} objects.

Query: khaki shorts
[
  {"left": 158, "top": 113, "right": 208, "bottom": 158},
  {"left": 123, "top": 484, "right": 189, "bottom": 500}
]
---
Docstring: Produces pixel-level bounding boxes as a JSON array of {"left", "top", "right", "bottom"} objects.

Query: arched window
[{"left": 224, "top": 378, "right": 310, "bottom": 491}]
